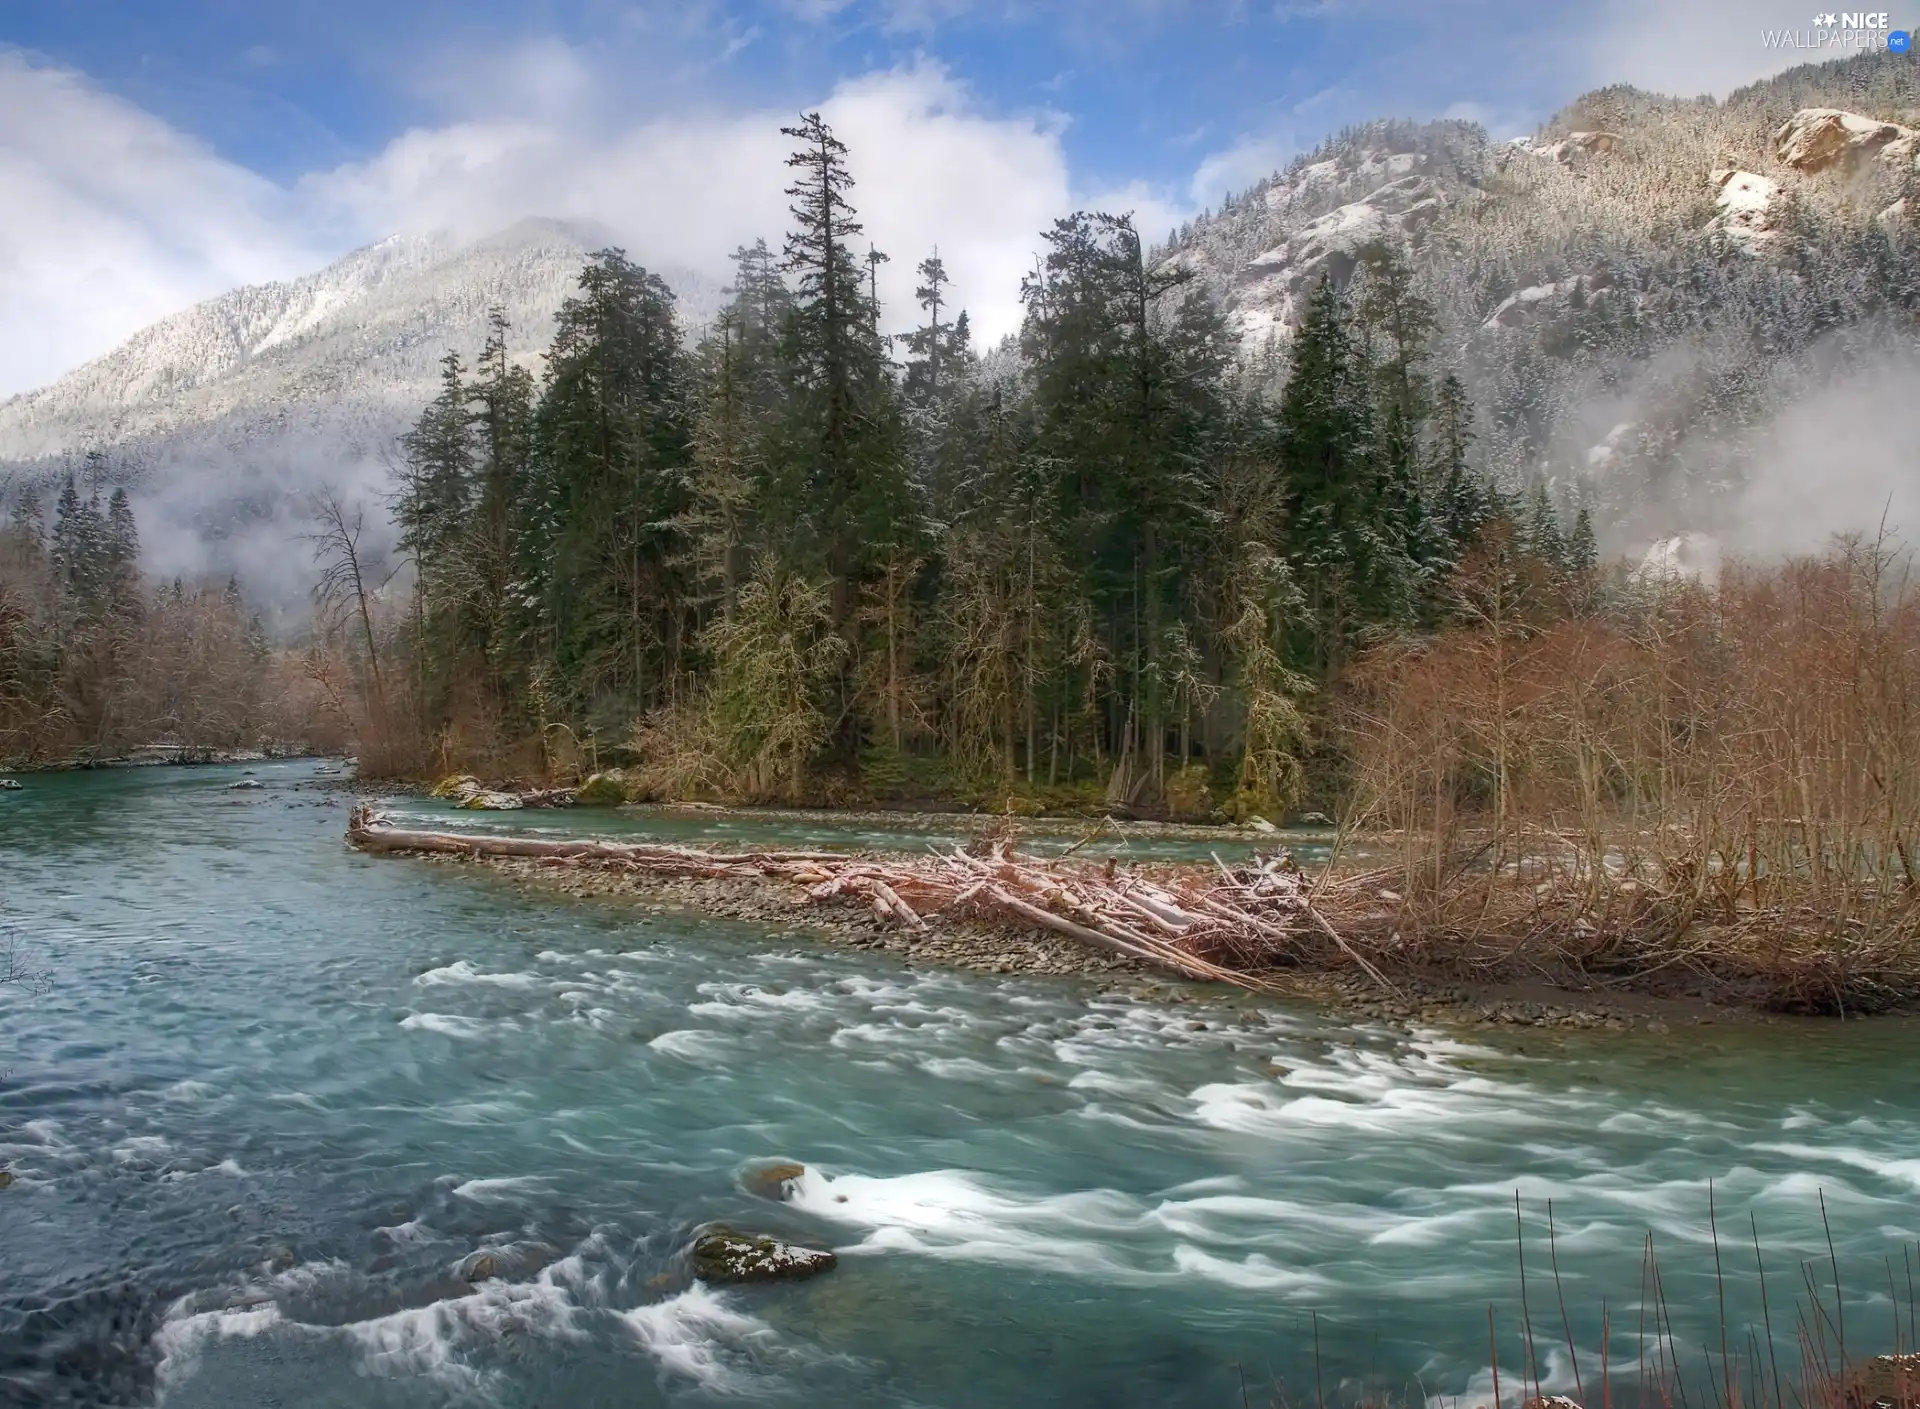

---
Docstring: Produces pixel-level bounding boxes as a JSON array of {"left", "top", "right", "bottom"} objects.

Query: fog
[
  {"left": 1723, "top": 355, "right": 1920, "bottom": 559},
  {"left": 121, "top": 431, "right": 404, "bottom": 628},
  {"left": 98, "top": 344, "right": 1920, "bottom": 621}
]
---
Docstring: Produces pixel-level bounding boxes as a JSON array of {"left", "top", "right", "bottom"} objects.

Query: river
[{"left": 2, "top": 761, "right": 1917, "bottom": 1407}]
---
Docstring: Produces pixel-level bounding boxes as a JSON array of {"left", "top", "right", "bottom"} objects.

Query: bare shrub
[{"left": 1342, "top": 538, "right": 1920, "bottom": 1009}]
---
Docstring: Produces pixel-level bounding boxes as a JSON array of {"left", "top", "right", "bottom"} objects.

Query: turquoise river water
[{"left": 3, "top": 761, "right": 1918, "bottom": 1407}]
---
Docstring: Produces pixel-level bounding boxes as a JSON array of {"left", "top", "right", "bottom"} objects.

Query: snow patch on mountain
[{"left": 1708, "top": 169, "right": 1783, "bottom": 250}]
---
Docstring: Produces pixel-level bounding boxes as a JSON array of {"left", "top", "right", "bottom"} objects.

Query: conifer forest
[{"left": 362, "top": 114, "right": 1593, "bottom": 813}]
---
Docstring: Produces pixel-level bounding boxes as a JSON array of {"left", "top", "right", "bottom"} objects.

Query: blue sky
[
  {"left": 0, "top": 0, "right": 1835, "bottom": 396},
  {"left": 8, "top": 0, "right": 1581, "bottom": 195}
]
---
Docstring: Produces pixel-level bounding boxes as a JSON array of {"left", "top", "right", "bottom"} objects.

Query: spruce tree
[
  {"left": 526, "top": 249, "right": 691, "bottom": 723},
  {"left": 779, "top": 112, "right": 878, "bottom": 583},
  {"left": 1277, "top": 276, "right": 1410, "bottom": 667}
]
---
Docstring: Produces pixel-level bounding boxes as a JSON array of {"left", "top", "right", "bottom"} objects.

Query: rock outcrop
[
  {"left": 1638, "top": 532, "right": 1722, "bottom": 583},
  {"left": 1775, "top": 108, "right": 1918, "bottom": 173},
  {"left": 740, "top": 1160, "right": 809, "bottom": 1201},
  {"left": 456, "top": 1242, "right": 560, "bottom": 1284},
  {"left": 1477, "top": 268, "right": 1620, "bottom": 334},
  {"left": 1512, "top": 130, "right": 1625, "bottom": 165},
  {"left": 431, "top": 775, "right": 526, "bottom": 811},
  {"left": 1232, "top": 174, "right": 1447, "bottom": 339}
]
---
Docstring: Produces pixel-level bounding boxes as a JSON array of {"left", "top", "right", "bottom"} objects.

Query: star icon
[{"left": 1814, "top": 11, "right": 1837, "bottom": 23}]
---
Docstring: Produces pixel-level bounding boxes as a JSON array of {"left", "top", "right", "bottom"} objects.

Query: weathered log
[{"left": 345, "top": 809, "right": 1311, "bottom": 991}]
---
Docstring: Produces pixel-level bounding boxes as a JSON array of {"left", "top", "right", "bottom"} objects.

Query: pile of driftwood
[{"left": 344, "top": 807, "right": 1390, "bottom": 993}]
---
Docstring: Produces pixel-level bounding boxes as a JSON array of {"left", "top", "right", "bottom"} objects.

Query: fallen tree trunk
[{"left": 343, "top": 807, "right": 1393, "bottom": 993}]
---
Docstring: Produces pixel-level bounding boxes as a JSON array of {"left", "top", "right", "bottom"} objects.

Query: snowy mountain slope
[
  {"left": 1153, "top": 52, "right": 1919, "bottom": 554},
  {"left": 0, "top": 217, "right": 719, "bottom": 597}
]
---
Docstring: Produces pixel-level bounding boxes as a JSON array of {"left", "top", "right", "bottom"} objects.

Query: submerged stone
[
  {"left": 687, "top": 1225, "right": 836, "bottom": 1284},
  {"left": 740, "top": 1160, "right": 808, "bottom": 1201},
  {"left": 458, "top": 1241, "right": 560, "bottom": 1283}
]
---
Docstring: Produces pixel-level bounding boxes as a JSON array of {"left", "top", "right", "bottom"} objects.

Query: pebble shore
[{"left": 421, "top": 850, "right": 1760, "bottom": 1035}]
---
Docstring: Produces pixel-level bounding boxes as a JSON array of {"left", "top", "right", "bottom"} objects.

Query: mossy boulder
[
  {"left": 430, "top": 774, "right": 482, "bottom": 799},
  {"left": 574, "top": 769, "right": 630, "bottom": 806},
  {"left": 457, "top": 789, "right": 524, "bottom": 810},
  {"left": 687, "top": 1225, "right": 836, "bottom": 1284}
]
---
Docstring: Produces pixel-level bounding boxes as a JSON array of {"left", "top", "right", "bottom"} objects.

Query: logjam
[{"left": 344, "top": 807, "right": 1392, "bottom": 994}]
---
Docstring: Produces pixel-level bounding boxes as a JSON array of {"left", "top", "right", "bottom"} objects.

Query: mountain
[
  {"left": 1156, "top": 52, "right": 1919, "bottom": 554},
  {"left": 3, "top": 54, "right": 1916, "bottom": 593},
  {"left": 0, "top": 218, "right": 719, "bottom": 598}
]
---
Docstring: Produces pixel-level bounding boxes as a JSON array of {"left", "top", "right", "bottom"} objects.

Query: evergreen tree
[
  {"left": 1277, "top": 276, "right": 1414, "bottom": 667},
  {"left": 903, "top": 252, "right": 969, "bottom": 409},
  {"left": 1568, "top": 504, "right": 1598, "bottom": 575},
  {"left": 104, "top": 489, "right": 142, "bottom": 618},
  {"left": 525, "top": 249, "right": 692, "bottom": 724},
  {"left": 1524, "top": 482, "right": 1569, "bottom": 570},
  {"left": 396, "top": 352, "right": 476, "bottom": 572},
  {"left": 779, "top": 112, "right": 882, "bottom": 583},
  {"left": 467, "top": 310, "right": 536, "bottom": 716}
]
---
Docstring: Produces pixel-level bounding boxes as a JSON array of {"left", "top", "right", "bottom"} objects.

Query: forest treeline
[
  {"left": 0, "top": 456, "right": 325, "bottom": 764},
  {"left": 355, "top": 113, "right": 1604, "bottom": 815}
]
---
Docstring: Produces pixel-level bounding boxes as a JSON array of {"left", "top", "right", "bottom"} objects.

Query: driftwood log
[{"left": 345, "top": 807, "right": 1391, "bottom": 993}]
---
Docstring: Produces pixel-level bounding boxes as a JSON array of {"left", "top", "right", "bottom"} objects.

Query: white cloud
[
  {"left": 0, "top": 43, "right": 1202, "bottom": 395},
  {"left": 1583, "top": 0, "right": 1835, "bottom": 99},
  {"left": 0, "top": 51, "right": 325, "bottom": 400},
  {"left": 304, "top": 60, "right": 1081, "bottom": 344},
  {"left": 1188, "top": 133, "right": 1298, "bottom": 208}
]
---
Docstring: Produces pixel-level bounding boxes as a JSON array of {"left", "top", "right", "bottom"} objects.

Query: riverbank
[
  {"left": 399, "top": 837, "right": 1778, "bottom": 1036},
  {"left": 1, "top": 745, "right": 326, "bottom": 773}
]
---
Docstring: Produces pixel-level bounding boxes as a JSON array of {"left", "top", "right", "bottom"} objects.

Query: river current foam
[{"left": 4, "top": 762, "right": 1920, "bottom": 1406}]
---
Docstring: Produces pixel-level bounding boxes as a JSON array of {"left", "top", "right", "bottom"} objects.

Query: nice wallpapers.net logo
[{"left": 1760, "top": 12, "right": 1913, "bottom": 49}]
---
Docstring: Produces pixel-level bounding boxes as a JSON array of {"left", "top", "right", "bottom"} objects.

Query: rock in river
[
  {"left": 688, "top": 1225, "right": 836, "bottom": 1284},
  {"left": 573, "top": 769, "right": 630, "bottom": 806},
  {"left": 431, "top": 774, "right": 525, "bottom": 810},
  {"left": 740, "top": 1159, "right": 808, "bottom": 1201},
  {"left": 457, "top": 1241, "right": 560, "bottom": 1283}
]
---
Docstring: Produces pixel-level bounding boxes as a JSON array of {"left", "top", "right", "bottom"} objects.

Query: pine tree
[
  {"left": 1430, "top": 373, "right": 1493, "bottom": 553},
  {"left": 779, "top": 112, "right": 879, "bottom": 585},
  {"left": 104, "top": 489, "right": 141, "bottom": 617},
  {"left": 467, "top": 309, "right": 536, "bottom": 717},
  {"left": 396, "top": 352, "right": 476, "bottom": 571},
  {"left": 1277, "top": 276, "right": 1413, "bottom": 667},
  {"left": 1568, "top": 504, "right": 1598, "bottom": 575},
  {"left": 903, "top": 251, "right": 968, "bottom": 409},
  {"left": 1524, "top": 482, "right": 1568, "bottom": 570},
  {"left": 525, "top": 249, "right": 692, "bottom": 724}
]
